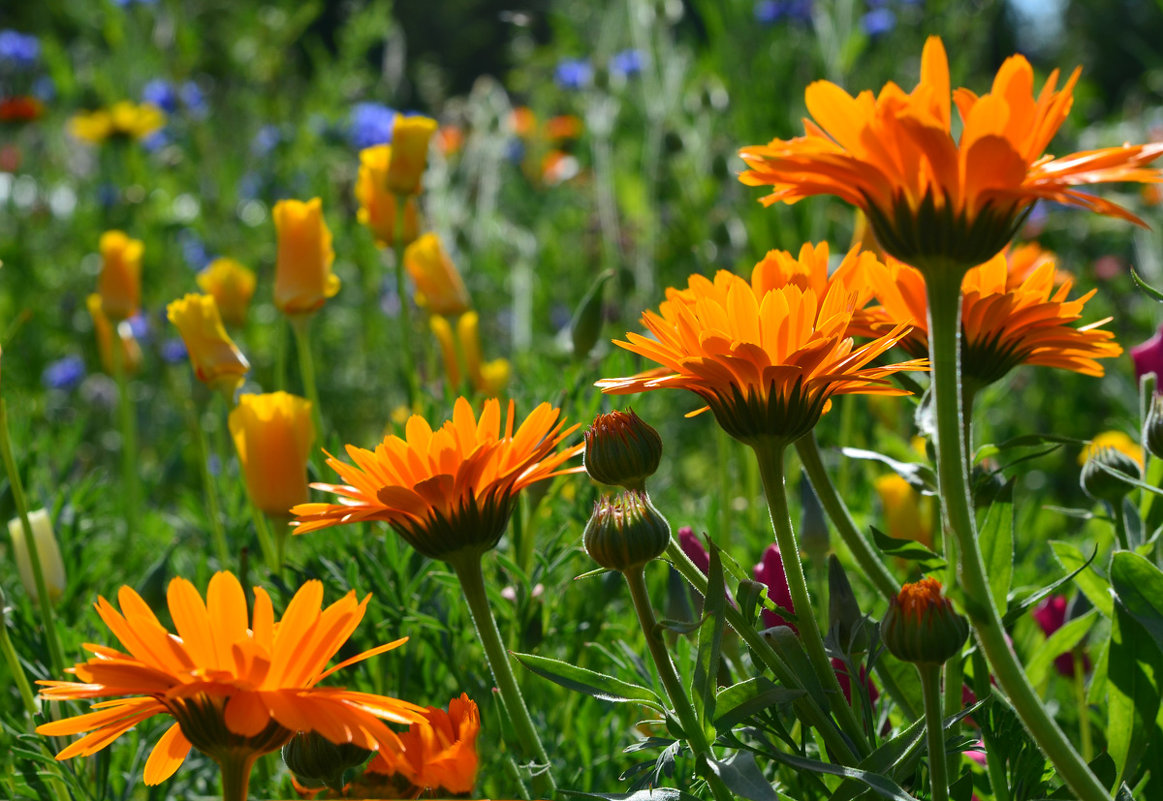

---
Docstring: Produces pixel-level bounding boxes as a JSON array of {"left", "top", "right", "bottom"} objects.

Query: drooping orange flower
[
  {"left": 292, "top": 397, "right": 583, "bottom": 560},
  {"left": 360, "top": 693, "right": 480, "bottom": 795},
  {"left": 597, "top": 246, "right": 928, "bottom": 445},
  {"left": 166, "top": 293, "right": 250, "bottom": 397},
  {"left": 850, "top": 244, "right": 1122, "bottom": 386},
  {"left": 37, "top": 572, "right": 425, "bottom": 792},
  {"left": 739, "top": 37, "right": 1163, "bottom": 268},
  {"left": 403, "top": 233, "right": 471, "bottom": 316}
]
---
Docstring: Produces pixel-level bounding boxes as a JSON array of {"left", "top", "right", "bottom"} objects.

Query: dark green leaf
[
  {"left": 713, "top": 676, "right": 804, "bottom": 731},
  {"left": 513, "top": 652, "right": 664, "bottom": 710},
  {"left": 1110, "top": 550, "right": 1163, "bottom": 654},
  {"left": 979, "top": 480, "right": 1015, "bottom": 611},
  {"left": 1131, "top": 266, "right": 1163, "bottom": 303},
  {"left": 748, "top": 745, "right": 921, "bottom": 801},
  {"left": 871, "top": 526, "right": 946, "bottom": 571},
  {"left": 1108, "top": 603, "right": 1163, "bottom": 785},
  {"left": 708, "top": 752, "right": 778, "bottom": 801},
  {"left": 693, "top": 543, "right": 727, "bottom": 727},
  {"left": 1025, "top": 609, "right": 1097, "bottom": 688},
  {"left": 1002, "top": 547, "right": 1097, "bottom": 627},
  {"left": 1049, "top": 540, "right": 1113, "bottom": 617}
]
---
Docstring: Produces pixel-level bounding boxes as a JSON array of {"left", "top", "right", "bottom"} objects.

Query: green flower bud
[
  {"left": 282, "top": 730, "right": 372, "bottom": 791},
  {"left": 1080, "top": 446, "right": 1140, "bottom": 503},
  {"left": 583, "top": 490, "right": 670, "bottom": 572},
  {"left": 1144, "top": 395, "right": 1163, "bottom": 461},
  {"left": 583, "top": 409, "right": 663, "bottom": 491},
  {"left": 881, "top": 578, "right": 968, "bottom": 666}
]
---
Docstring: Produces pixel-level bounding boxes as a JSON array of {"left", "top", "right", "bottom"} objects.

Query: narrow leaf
[
  {"left": 840, "top": 447, "right": 936, "bottom": 493},
  {"left": 692, "top": 543, "right": 727, "bottom": 727},
  {"left": 1002, "top": 546, "right": 1098, "bottom": 627},
  {"left": 1131, "top": 266, "right": 1163, "bottom": 303},
  {"left": 871, "top": 526, "right": 946, "bottom": 571},
  {"left": 1024, "top": 609, "right": 1097, "bottom": 688},
  {"left": 513, "top": 652, "right": 664, "bottom": 710},
  {"left": 1049, "top": 540, "right": 1113, "bottom": 617},
  {"left": 979, "top": 480, "right": 1015, "bottom": 611}
]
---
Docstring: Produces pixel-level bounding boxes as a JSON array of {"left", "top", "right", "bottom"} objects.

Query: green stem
[
  {"left": 0, "top": 399, "right": 64, "bottom": 674},
  {"left": 923, "top": 263, "right": 1109, "bottom": 801},
  {"left": 1073, "top": 649, "right": 1093, "bottom": 762},
  {"left": 190, "top": 401, "right": 230, "bottom": 567},
  {"left": 111, "top": 339, "right": 140, "bottom": 541},
  {"left": 289, "top": 316, "right": 324, "bottom": 444},
  {"left": 665, "top": 539, "right": 862, "bottom": 765},
  {"left": 796, "top": 434, "right": 899, "bottom": 601},
  {"left": 0, "top": 604, "right": 37, "bottom": 717},
  {"left": 942, "top": 652, "right": 963, "bottom": 776},
  {"left": 753, "top": 439, "right": 872, "bottom": 757},
  {"left": 624, "top": 566, "right": 734, "bottom": 801},
  {"left": 391, "top": 195, "right": 420, "bottom": 408},
  {"left": 274, "top": 317, "right": 288, "bottom": 392},
  {"left": 970, "top": 648, "right": 1011, "bottom": 801},
  {"left": 1111, "top": 500, "right": 1130, "bottom": 551},
  {"left": 247, "top": 500, "right": 278, "bottom": 574},
  {"left": 217, "top": 752, "right": 256, "bottom": 801},
  {"left": 919, "top": 663, "right": 949, "bottom": 801},
  {"left": 450, "top": 553, "right": 556, "bottom": 799}
]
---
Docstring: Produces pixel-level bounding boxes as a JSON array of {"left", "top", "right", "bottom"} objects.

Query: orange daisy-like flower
[
  {"left": 851, "top": 243, "right": 1122, "bottom": 386},
  {"left": 360, "top": 693, "right": 481, "bottom": 795},
  {"left": 739, "top": 37, "right": 1163, "bottom": 269},
  {"left": 597, "top": 245, "right": 928, "bottom": 445},
  {"left": 37, "top": 572, "right": 425, "bottom": 792},
  {"left": 292, "top": 397, "right": 583, "bottom": 561}
]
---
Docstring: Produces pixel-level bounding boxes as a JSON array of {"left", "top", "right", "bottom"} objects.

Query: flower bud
[
  {"left": 1144, "top": 395, "right": 1163, "bottom": 461},
  {"left": 196, "top": 258, "right": 256, "bottom": 327},
  {"left": 386, "top": 115, "right": 438, "bottom": 195},
  {"left": 166, "top": 294, "right": 250, "bottom": 398},
  {"left": 404, "top": 233, "right": 470, "bottom": 316},
  {"left": 8, "top": 509, "right": 66, "bottom": 605},
  {"left": 229, "top": 392, "right": 315, "bottom": 517},
  {"left": 583, "top": 409, "right": 663, "bottom": 491},
  {"left": 1080, "top": 446, "right": 1140, "bottom": 503},
  {"left": 96, "top": 230, "right": 143, "bottom": 321},
  {"left": 355, "top": 144, "right": 421, "bottom": 247},
  {"left": 282, "top": 730, "right": 371, "bottom": 791},
  {"left": 583, "top": 490, "right": 670, "bottom": 572},
  {"left": 881, "top": 578, "right": 968, "bottom": 665},
  {"left": 273, "top": 198, "right": 339, "bottom": 317}
]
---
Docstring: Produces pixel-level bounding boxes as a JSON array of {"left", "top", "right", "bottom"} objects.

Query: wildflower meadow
[{"left": 7, "top": 1, "right": 1163, "bottom": 799}]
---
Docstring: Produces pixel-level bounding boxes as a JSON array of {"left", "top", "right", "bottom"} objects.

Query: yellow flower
[
  {"left": 8, "top": 509, "right": 66, "bottom": 605},
  {"left": 1079, "top": 430, "right": 1143, "bottom": 467},
  {"left": 166, "top": 294, "right": 250, "bottom": 397},
  {"left": 229, "top": 393, "right": 315, "bottom": 517},
  {"left": 196, "top": 258, "right": 256, "bottom": 327},
  {"left": 457, "top": 311, "right": 509, "bottom": 395},
  {"left": 97, "top": 230, "right": 143, "bottom": 321},
  {"left": 431, "top": 315, "right": 461, "bottom": 389},
  {"left": 87, "top": 294, "right": 142, "bottom": 376},
  {"left": 403, "top": 233, "right": 471, "bottom": 316},
  {"left": 273, "top": 198, "right": 339, "bottom": 316},
  {"left": 69, "top": 101, "right": 166, "bottom": 143},
  {"left": 354, "top": 145, "right": 421, "bottom": 247},
  {"left": 386, "top": 115, "right": 438, "bottom": 195},
  {"left": 874, "top": 474, "right": 933, "bottom": 547}
]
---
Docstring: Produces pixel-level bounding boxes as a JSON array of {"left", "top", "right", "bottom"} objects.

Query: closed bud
[
  {"left": 1080, "top": 446, "right": 1140, "bottom": 503},
  {"left": 583, "top": 490, "right": 670, "bottom": 572},
  {"left": 282, "top": 730, "right": 371, "bottom": 791},
  {"left": 570, "top": 270, "right": 613, "bottom": 360},
  {"left": 8, "top": 509, "right": 66, "bottom": 605},
  {"left": 1144, "top": 395, "right": 1163, "bottom": 461},
  {"left": 584, "top": 409, "right": 663, "bottom": 491},
  {"left": 386, "top": 115, "right": 438, "bottom": 195},
  {"left": 881, "top": 578, "right": 968, "bottom": 665}
]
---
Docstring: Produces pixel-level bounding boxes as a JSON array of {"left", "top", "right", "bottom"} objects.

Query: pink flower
[
  {"left": 678, "top": 527, "right": 710, "bottom": 575},
  {"left": 1132, "top": 324, "right": 1163, "bottom": 384},
  {"left": 754, "top": 545, "right": 796, "bottom": 633}
]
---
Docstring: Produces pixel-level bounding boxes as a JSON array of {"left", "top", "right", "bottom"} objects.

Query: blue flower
[
  {"left": 609, "top": 50, "right": 643, "bottom": 79},
  {"left": 754, "top": 0, "right": 812, "bottom": 24},
  {"left": 251, "top": 125, "right": 282, "bottom": 157},
  {"left": 141, "top": 130, "right": 169, "bottom": 152},
  {"left": 349, "top": 102, "right": 396, "bottom": 150},
  {"left": 180, "top": 81, "right": 206, "bottom": 117},
  {"left": 0, "top": 30, "right": 39, "bottom": 68},
  {"left": 861, "top": 7, "right": 896, "bottom": 35},
  {"left": 160, "top": 337, "right": 188, "bottom": 364},
  {"left": 142, "top": 79, "right": 178, "bottom": 113},
  {"left": 42, "top": 355, "right": 85, "bottom": 391},
  {"left": 127, "top": 312, "right": 151, "bottom": 342},
  {"left": 554, "top": 59, "right": 593, "bottom": 90},
  {"left": 113, "top": 0, "right": 159, "bottom": 7},
  {"left": 178, "top": 231, "right": 211, "bottom": 270}
]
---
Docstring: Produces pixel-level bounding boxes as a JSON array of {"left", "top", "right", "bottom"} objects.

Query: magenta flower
[
  {"left": 754, "top": 544, "right": 797, "bottom": 633},
  {"left": 1132, "top": 323, "right": 1163, "bottom": 383},
  {"left": 678, "top": 526, "right": 710, "bottom": 575}
]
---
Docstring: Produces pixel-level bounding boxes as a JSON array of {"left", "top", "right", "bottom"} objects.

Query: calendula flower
[
  {"left": 386, "top": 115, "right": 438, "bottom": 195},
  {"left": 196, "top": 258, "right": 256, "bottom": 327},
  {"left": 8, "top": 509, "right": 66, "bottom": 605},
  {"left": 273, "top": 198, "right": 339, "bottom": 316},
  {"left": 229, "top": 393, "right": 314, "bottom": 518},
  {"left": 293, "top": 397, "right": 583, "bottom": 561},
  {"left": 596, "top": 248, "right": 927, "bottom": 445},
  {"left": 851, "top": 245, "right": 1122, "bottom": 386},
  {"left": 97, "top": 230, "right": 143, "bottom": 321},
  {"left": 1079, "top": 430, "right": 1143, "bottom": 467},
  {"left": 403, "top": 233, "right": 470, "bottom": 316},
  {"left": 739, "top": 37, "right": 1163, "bottom": 268},
  {"left": 874, "top": 473, "right": 933, "bottom": 547},
  {"left": 360, "top": 694, "right": 480, "bottom": 795},
  {"left": 166, "top": 294, "right": 250, "bottom": 397},
  {"left": 37, "top": 572, "right": 425, "bottom": 794},
  {"left": 354, "top": 145, "right": 421, "bottom": 247},
  {"left": 457, "top": 311, "right": 510, "bottom": 395},
  {"left": 69, "top": 101, "right": 166, "bottom": 143},
  {"left": 87, "top": 295, "right": 142, "bottom": 375}
]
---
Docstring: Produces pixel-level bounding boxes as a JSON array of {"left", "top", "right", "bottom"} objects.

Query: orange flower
[
  {"left": 546, "top": 114, "right": 583, "bottom": 140},
  {"left": 457, "top": 311, "right": 510, "bottom": 395},
  {"left": 292, "top": 397, "right": 583, "bottom": 560},
  {"left": 354, "top": 145, "right": 421, "bottom": 247},
  {"left": 36, "top": 572, "right": 425, "bottom": 790},
  {"left": 362, "top": 694, "right": 480, "bottom": 794},
  {"left": 273, "top": 198, "right": 339, "bottom": 316},
  {"left": 97, "top": 230, "right": 143, "bottom": 321},
  {"left": 166, "top": 294, "right": 250, "bottom": 397},
  {"left": 386, "top": 115, "right": 438, "bottom": 195},
  {"left": 402, "top": 233, "right": 471, "bottom": 316},
  {"left": 851, "top": 244, "right": 1122, "bottom": 386},
  {"left": 196, "top": 258, "right": 256, "bottom": 327},
  {"left": 230, "top": 393, "right": 315, "bottom": 517},
  {"left": 437, "top": 124, "right": 465, "bottom": 156},
  {"left": 0, "top": 95, "right": 43, "bottom": 123},
  {"left": 739, "top": 37, "right": 1163, "bottom": 268},
  {"left": 87, "top": 294, "right": 142, "bottom": 375},
  {"left": 597, "top": 246, "right": 927, "bottom": 445}
]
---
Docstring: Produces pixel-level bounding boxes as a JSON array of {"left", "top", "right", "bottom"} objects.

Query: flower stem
[
  {"left": 392, "top": 196, "right": 421, "bottom": 409},
  {"left": 450, "top": 553, "right": 556, "bottom": 799},
  {"left": 796, "top": 434, "right": 899, "bottom": 601},
  {"left": 248, "top": 499, "right": 279, "bottom": 574},
  {"left": 0, "top": 601, "right": 37, "bottom": 717},
  {"left": 189, "top": 400, "right": 230, "bottom": 568},
  {"left": 1073, "top": 649, "right": 1093, "bottom": 762},
  {"left": 111, "top": 339, "right": 140, "bottom": 542},
  {"left": 923, "top": 263, "right": 1109, "bottom": 801},
  {"left": 217, "top": 752, "right": 257, "bottom": 801},
  {"left": 919, "top": 662, "right": 950, "bottom": 801},
  {"left": 623, "top": 565, "right": 735, "bottom": 801},
  {"left": 0, "top": 399, "right": 65, "bottom": 674},
  {"left": 289, "top": 316, "right": 324, "bottom": 444},
  {"left": 1111, "top": 500, "right": 1131, "bottom": 551},
  {"left": 752, "top": 439, "right": 872, "bottom": 757}
]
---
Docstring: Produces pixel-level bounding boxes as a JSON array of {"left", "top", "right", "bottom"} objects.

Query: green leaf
[
  {"left": 979, "top": 480, "right": 1015, "bottom": 611},
  {"left": 974, "top": 433, "right": 1087, "bottom": 462},
  {"left": 1049, "top": 540, "right": 1113, "bottom": 617},
  {"left": 871, "top": 526, "right": 946, "bottom": 571},
  {"left": 1110, "top": 550, "right": 1163, "bottom": 654},
  {"left": 1108, "top": 603, "right": 1163, "bottom": 786},
  {"left": 829, "top": 716, "right": 927, "bottom": 801},
  {"left": 692, "top": 543, "right": 727, "bottom": 727},
  {"left": 1131, "top": 266, "right": 1163, "bottom": 303},
  {"left": 513, "top": 652, "right": 664, "bottom": 711},
  {"left": 1024, "top": 609, "right": 1097, "bottom": 688},
  {"left": 563, "top": 790, "right": 702, "bottom": 801},
  {"left": 764, "top": 627, "right": 827, "bottom": 709},
  {"left": 713, "top": 676, "right": 804, "bottom": 731},
  {"left": 742, "top": 744, "right": 921, "bottom": 801},
  {"left": 1002, "top": 546, "right": 1098, "bottom": 627},
  {"left": 840, "top": 447, "right": 936, "bottom": 493},
  {"left": 708, "top": 752, "right": 779, "bottom": 801}
]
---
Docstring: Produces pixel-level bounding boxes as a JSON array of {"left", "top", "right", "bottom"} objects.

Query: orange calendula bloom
[
  {"left": 851, "top": 244, "right": 1122, "bottom": 386},
  {"left": 230, "top": 393, "right": 315, "bottom": 518},
  {"left": 273, "top": 198, "right": 340, "bottom": 316},
  {"left": 166, "top": 294, "right": 250, "bottom": 397},
  {"left": 69, "top": 101, "right": 166, "bottom": 143},
  {"left": 87, "top": 294, "right": 142, "bottom": 375},
  {"left": 354, "top": 145, "right": 421, "bottom": 247},
  {"left": 36, "top": 572, "right": 425, "bottom": 791},
  {"left": 196, "top": 258, "right": 257, "bottom": 327},
  {"left": 597, "top": 246, "right": 928, "bottom": 445},
  {"left": 360, "top": 693, "right": 480, "bottom": 795},
  {"left": 0, "top": 95, "right": 44, "bottom": 123},
  {"left": 293, "top": 397, "right": 583, "bottom": 560},
  {"left": 403, "top": 233, "right": 471, "bottom": 316},
  {"left": 386, "top": 115, "right": 438, "bottom": 195},
  {"left": 97, "top": 230, "right": 143, "bottom": 321},
  {"left": 739, "top": 37, "right": 1163, "bottom": 268}
]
